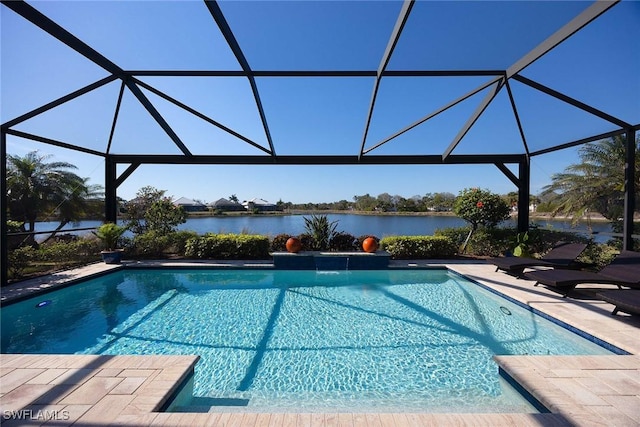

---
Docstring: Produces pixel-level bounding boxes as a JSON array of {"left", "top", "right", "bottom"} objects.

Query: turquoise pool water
[{"left": 1, "top": 269, "right": 613, "bottom": 412}]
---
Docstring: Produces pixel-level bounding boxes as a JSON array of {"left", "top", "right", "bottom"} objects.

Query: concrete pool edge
[{"left": 1, "top": 260, "right": 639, "bottom": 425}]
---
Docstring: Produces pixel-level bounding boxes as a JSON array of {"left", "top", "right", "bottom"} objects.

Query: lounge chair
[
  {"left": 523, "top": 250, "right": 640, "bottom": 296},
  {"left": 597, "top": 290, "right": 640, "bottom": 316},
  {"left": 489, "top": 242, "right": 589, "bottom": 277}
]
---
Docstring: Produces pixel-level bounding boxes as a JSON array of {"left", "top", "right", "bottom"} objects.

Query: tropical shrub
[
  {"left": 132, "top": 231, "right": 172, "bottom": 258},
  {"left": 454, "top": 188, "right": 511, "bottom": 229},
  {"left": 507, "top": 227, "right": 545, "bottom": 257},
  {"left": 462, "top": 228, "right": 518, "bottom": 257},
  {"left": 7, "top": 238, "right": 102, "bottom": 281},
  {"left": 303, "top": 214, "right": 338, "bottom": 250},
  {"left": 145, "top": 198, "right": 187, "bottom": 234},
  {"left": 329, "top": 232, "right": 358, "bottom": 251},
  {"left": 434, "top": 226, "right": 592, "bottom": 257},
  {"left": 380, "top": 236, "right": 457, "bottom": 259},
  {"left": 271, "top": 233, "right": 292, "bottom": 252},
  {"left": 188, "top": 234, "right": 234, "bottom": 258},
  {"left": 578, "top": 243, "right": 618, "bottom": 269},
  {"left": 93, "top": 223, "right": 128, "bottom": 251},
  {"left": 7, "top": 220, "right": 26, "bottom": 251},
  {"left": 124, "top": 186, "right": 187, "bottom": 235},
  {"left": 298, "top": 233, "right": 315, "bottom": 251},
  {"left": 185, "top": 234, "right": 270, "bottom": 259},
  {"left": 38, "top": 239, "right": 102, "bottom": 265},
  {"left": 129, "top": 230, "right": 198, "bottom": 257},
  {"left": 7, "top": 246, "right": 37, "bottom": 278},
  {"left": 454, "top": 188, "right": 511, "bottom": 253},
  {"left": 123, "top": 186, "right": 166, "bottom": 234},
  {"left": 172, "top": 230, "right": 199, "bottom": 255}
]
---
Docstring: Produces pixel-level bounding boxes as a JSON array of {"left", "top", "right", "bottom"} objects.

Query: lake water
[{"left": 33, "top": 213, "right": 613, "bottom": 242}]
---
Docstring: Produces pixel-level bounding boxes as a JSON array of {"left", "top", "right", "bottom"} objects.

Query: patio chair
[
  {"left": 596, "top": 290, "right": 640, "bottom": 316},
  {"left": 489, "top": 242, "right": 589, "bottom": 277},
  {"left": 523, "top": 250, "right": 640, "bottom": 296}
]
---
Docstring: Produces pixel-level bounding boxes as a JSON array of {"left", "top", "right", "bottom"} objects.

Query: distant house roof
[
  {"left": 242, "top": 198, "right": 275, "bottom": 207},
  {"left": 126, "top": 197, "right": 144, "bottom": 205},
  {"left": 173, "top": 197, "right": 205, "bottom": 207},
  {"left": 210, "top": 198, "right": 244, "bottom": 208}
]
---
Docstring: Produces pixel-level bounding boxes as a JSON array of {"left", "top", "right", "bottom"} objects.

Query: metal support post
[
  {"left": 517, "top": 159, "right": 531, "bottom": 233},
  {"left": 1, "top": 131, "right": 8, "bottom": 286},
  {"left": 623, "top": 128, "right": 636, "bottom": 250},
  {"left": 105, "top": 156, "right": 118, "bottom": 223}
]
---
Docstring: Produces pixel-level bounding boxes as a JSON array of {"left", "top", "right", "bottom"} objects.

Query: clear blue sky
[{"left": 2, "top": 1, "right": 638, "bottom": 204}]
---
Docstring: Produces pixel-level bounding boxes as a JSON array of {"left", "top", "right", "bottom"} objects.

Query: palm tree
[
  {"left": 42, "top": 178, "right": 104, "bottom": 243},
  {"left": 6, "top": 151, "right": 98, "bottom": 245},
  {"left": 541, "top": 135, "right": 640, "bottom": 225}
]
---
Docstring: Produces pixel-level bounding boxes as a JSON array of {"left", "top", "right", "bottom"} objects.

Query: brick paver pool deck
[{"left": 1, "top": 260, "right": 639, "bottom": 426}]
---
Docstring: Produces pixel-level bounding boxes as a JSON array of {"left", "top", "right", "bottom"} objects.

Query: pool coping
[{"left": 1, "top": 260, "right": 639, "bottom": 426}]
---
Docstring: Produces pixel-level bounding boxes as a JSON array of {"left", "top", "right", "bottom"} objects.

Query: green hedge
[
  {"left": 380, "top": 236, "right": 457, "bottom": 259},
  {"left": 38, "top": 239, "right": 102, "bottom": 264},
  {"left": 131, "top": 230, "right": 199, "bottom": 258},
  {"left": 185, "top": 233, "right": 270, "bottom": 259}
]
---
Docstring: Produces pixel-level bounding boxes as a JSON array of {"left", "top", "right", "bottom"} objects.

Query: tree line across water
[{"left": 280, "top": 192, "right": 459, "bottom": 213}]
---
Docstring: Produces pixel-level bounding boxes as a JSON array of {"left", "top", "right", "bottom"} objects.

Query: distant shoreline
[
  {"left": 186, "top": 210, "right": 459, "bottom": 217},
  {"left": 186, "top": 209, "right": 613, "bottom": 222},
  {"left": 286, "top": 210, "right": 457, "bottom": 217}
]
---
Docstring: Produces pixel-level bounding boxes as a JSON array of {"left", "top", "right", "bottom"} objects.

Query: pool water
[{"left": 1, "top": 269, "right": 613, "bottom": 412}]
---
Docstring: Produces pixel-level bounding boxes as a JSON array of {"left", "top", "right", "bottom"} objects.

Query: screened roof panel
[
  {"left": 509, "top": 80, "right": 621, "bottom": 153},
  {"left": 218, "top": 0, "right": 400, "bottom": 70},
  {"left": 11, "top": 80, "right": 121, "bottom": 153},
  {"left": 520, "top": 1, "right": 640, "bottom": 126},
  {"left": 389, "top": 1, "right": 592, "bottom": 71},
  {"left": 28, "top": 0, "right": 241, "bottom": 70},
  {"left": 137, "top": 76, "right": 269, "bottom": 149},
  {"left": 365, "top": 76, "right": 499, "bottom": 151},
  {"left": 109, "top": 90, "right": 184, "bottom": 156},
  {"left": 141, "top": 86, "right": 269, "bottom": 156},
  {"left": 256, "top": 77, "right": 373, "bottom": 155},
  {"left": 1, "top": 0, "right": 637, "bottom": 162},
  {"left": 0, "top": 6, "right": 108, "bottom": 122},
  {"left": 452, "top": 89, "right": 528, "bottom": 156},
  {"left": 367, "top": 86, "right": 490, "bottom": 156}
]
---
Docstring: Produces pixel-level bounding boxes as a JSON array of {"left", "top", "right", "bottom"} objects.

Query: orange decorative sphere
[
  {"left": 286, "top": 237, "right": 302, "bottom": 253},
  {"left": 362, "top": 237, "right": 379, "bottom": 253}
]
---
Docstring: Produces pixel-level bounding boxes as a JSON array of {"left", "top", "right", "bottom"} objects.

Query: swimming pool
[{"left": 1, "top": 268, "right": 614, "bottom": 412}]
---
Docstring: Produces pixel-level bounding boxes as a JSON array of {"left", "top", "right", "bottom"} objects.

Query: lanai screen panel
[{"left": 2, "top": 0, "right": 637, "bottom": 160}]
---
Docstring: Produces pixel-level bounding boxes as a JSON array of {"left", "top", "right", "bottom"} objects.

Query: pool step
[{"left": 170, "top": 397, "right": 250, "bottom": 412}]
